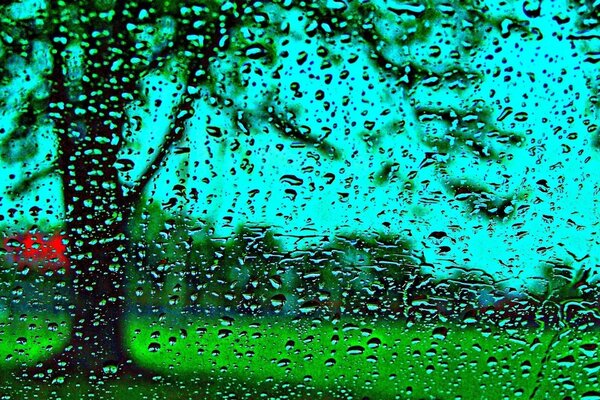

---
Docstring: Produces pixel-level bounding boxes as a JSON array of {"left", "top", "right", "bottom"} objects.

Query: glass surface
[{"left": 0, "top": 0, "right": 599, "bottom": 398}]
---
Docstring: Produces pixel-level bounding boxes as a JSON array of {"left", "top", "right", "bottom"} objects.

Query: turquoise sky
[{"left": 1, "top": 0, "right": 599, "bottom": 288}]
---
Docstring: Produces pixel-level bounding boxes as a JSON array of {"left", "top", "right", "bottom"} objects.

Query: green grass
[
  {"left": 125, "top": 316, "right": 600, "bottom": 399},
  {"left": 0, "top": 313, "right": 71, "bottom": 369},
  {"left": 1, "top": 314, "right": 599, "bottom": 399}
]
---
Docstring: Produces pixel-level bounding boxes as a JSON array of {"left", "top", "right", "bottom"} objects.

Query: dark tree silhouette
[{"left": 1, "top": 0, "right": 256, "bottom": 379}]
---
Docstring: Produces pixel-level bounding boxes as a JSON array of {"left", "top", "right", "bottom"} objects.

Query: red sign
[{"left": 3, "top": 232, "right": 69, "bottom": 274}]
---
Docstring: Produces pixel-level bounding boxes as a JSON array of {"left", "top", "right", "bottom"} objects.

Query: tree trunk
[
  {"left": 25, "top": 175, "right": 142, "bottom": 380},
  {"left": 26, "top": 100, "right": 146, "bottom": 379},
  {"left": 66, "top": 230, "right": 129, "bottom": 374},
  {"left": 48, "top": 4, "right": 139, "bottom": 377},
  {"left": 57, "top": 116, "right": 139, "bottom": 376},
  {"left": 29, "top": 1, "right": 155, "bottom": 380}
]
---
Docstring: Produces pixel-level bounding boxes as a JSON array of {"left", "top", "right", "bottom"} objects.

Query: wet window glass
[{"left": 1, "top": 0, "right": 599, "bottom": 398}]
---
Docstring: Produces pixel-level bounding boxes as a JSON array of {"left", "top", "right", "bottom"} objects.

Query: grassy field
[
  {"left": 1, "top": 314, "right": 599, "bottom": 399},
  {"left": 0, "top": 313, "right": 72, "bottom": 369}
]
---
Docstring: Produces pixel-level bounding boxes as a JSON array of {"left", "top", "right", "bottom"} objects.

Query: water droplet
[{"left": 347, "top": 345, "right": 365, "bottom": 355}]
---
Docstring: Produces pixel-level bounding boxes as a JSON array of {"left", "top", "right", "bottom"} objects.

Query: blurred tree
[
  {"left": 223, "top": 226, "right": 281, "bottom": 314},
  {"left": 281, "top": 246, "right": 341, "bottom": 318},
  {"left": 0, "top": 0, "right": 537, "bottom": 380},
  {"left": 325, "top": 233, "right": 416, "bottom": 318},
  {"left": 533, "top": 262, "right": 600, "bottom": 328}
]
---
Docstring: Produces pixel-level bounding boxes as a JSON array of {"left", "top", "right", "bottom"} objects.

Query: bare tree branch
[
  {"left": 124, "top": 1, "right": 249, "bottom": 208},
  {"left": 264, "top": 105, "right": 342, "bottom": 160},
  {"left": 123, "top": 78, "right": 201, "bottom": 208},
  {"left": 8, "top": 160, "right": 59, "bottom": 200}
]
